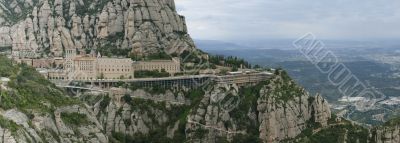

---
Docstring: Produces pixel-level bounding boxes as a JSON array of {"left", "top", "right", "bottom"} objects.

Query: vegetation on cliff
[
  {"left": 0, "top": 0, "right": 36, "bottom": 25},
  {"left": 0, "top": 56, "right": 79, "bottom": 113},
  {"left": 134, "top": 69, "right": 170, "bottom": 78},
  {"left": 0, "top": 115, "right": 20, "bottom": 134},
  {"left": 209, "top": 55, "right": 252, "bottom": 69},
  {"left": 289, "top": 118, "right": 369, "bottom": 143},
  {"left": 0, "top": 56, "right": 108, "bottom": 142}
]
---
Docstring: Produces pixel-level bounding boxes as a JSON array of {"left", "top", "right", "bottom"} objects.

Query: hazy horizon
[
  {"left": 194, "top": 39, "right": 400, "bottom": 50},
  {"left": 176, "top": 0, "right": 400, "bottom": 41}
]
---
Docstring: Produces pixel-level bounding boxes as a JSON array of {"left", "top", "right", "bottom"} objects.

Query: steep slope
[
  {"left": 185, "top": 71, "right": 331, "bottom": 143},
  {"left": 0, "top": 55, "right": 108, "bottom": 143},
  {"left": 371, "top": 118, "right": 400, "bottom": 143},
  {"left": 0, "top": 0, "right": 196, "bottom": 57},
  {"left": 79, "top": 71, "right": 332, "bottom": 143},
  {"left": 288, "top": 117, "right": 370, "bottom": 143},
  {"left": 290, "top": 116, "right": 400, "bottom": 143}
]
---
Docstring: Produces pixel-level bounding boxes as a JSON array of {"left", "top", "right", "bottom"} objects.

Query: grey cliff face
[
  {"left": 373, "top": 122, "right": 400, "bottom": 143},
  {"left": 0, "top": 71, "right": 332, "bottom": 143},
  {"left": 0, "top": 0, "right": 195, "bottom": 57},
  {"left": 0, "top": 107, "right": 108, "bottom": 143},
  {"left": 85, "top": 73, "right": 330, "bottom": 143},
  {"left": 181, "top": 75, "right": 332, "bottom": 143}
]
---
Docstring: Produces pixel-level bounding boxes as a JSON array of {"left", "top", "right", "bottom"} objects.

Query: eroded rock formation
[{"left": 0, "top": 0, "right": 196, "bottom": 57}]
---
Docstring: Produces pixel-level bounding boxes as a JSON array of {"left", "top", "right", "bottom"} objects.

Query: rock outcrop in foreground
[
  {"left": 0, "top": 0, "right": 195, "bottom": 57},
  {"left": 0, "top": 56, "right": 108, "bottom": 143},
  {"left": 372, "top": 119, "right": 400, "bottom": 143}
]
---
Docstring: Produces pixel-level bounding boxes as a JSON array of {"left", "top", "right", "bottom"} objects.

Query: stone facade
[
  {"left": 16, "top": 52, "right": 183, "bottom": 80},
  {"left": 14, "top": 58, "right": 64, "bottom": 68},
  {"left": 72, "top": 56, "right": 97, "bottom": 80},
  {"left": 97, "top": 58, "right": 134, "bottom": 80},
  {"left": 42, "top": 55, "right": 134, "bottom": 81},
  {"left": 133, "top": 58, "right": 181, "bottom": 74},
  {"left": 66, "top": 56, "right": 134, "bottom": 80},
  {"left": 46, "top": 70, "right": 67, "bottom": 80},
  {"left": 31, "top": 59, "right": 52, "bottom": 68}
]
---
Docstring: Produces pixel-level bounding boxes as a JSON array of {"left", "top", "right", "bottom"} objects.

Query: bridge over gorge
[{"left": 54, "top": 72, "right": 274, "bottom": 91}]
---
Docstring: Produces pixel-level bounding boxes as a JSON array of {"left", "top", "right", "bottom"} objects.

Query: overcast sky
[{"left": 175, "top": 0, "right": 400, "bottom": 41}]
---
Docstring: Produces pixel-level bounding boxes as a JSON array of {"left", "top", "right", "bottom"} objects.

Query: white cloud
[{"left": 175, "top": 0, "right": 400, "bottom": 40}]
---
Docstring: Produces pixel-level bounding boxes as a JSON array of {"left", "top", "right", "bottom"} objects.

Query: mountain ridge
[
  {"left": 0, "top": 0, "right": 196, "bottom": 58},
  {"left": 1, "top": 0, "right": 400, "bottom": 143}
]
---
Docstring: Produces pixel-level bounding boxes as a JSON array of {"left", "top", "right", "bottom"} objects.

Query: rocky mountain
[
  {"left": 0, "top": 55, "right": 108, "bottom": 143},
  {"left": 4, "top": 52, "right": 400, "bottom": 142},
  {"left": 371, "top": 118, "right": 400, "bottom": 143},
  {"left": 0, "top": 0, "right": 196, "bottom": 57},
  {"left": 0, "top": 54, "right": 335, "bottom": 142},
  {"left": 3, "top": 0, "right": 400, "bottom": 143}
]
